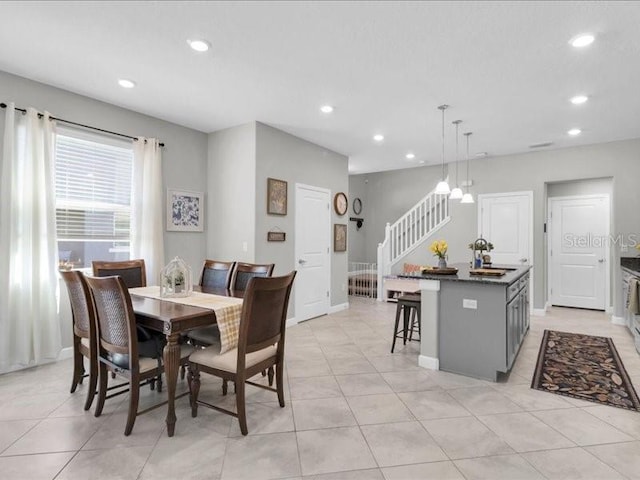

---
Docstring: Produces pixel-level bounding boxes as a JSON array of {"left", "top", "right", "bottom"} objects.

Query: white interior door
[
  {"left": 549, "top": 195, "right": 609, "bottom": 310},
  {"left": 478, "top": 192, "right": 532, "bottom": 266},
  {"left": 295, "top": 184, "right": 330, "bottom": 322}
]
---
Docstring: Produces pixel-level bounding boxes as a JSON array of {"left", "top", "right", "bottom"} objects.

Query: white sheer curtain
[
  {"left": 0, "top": 104, "right": 62, "bottom": 373},
  {"left": 131, "top": 137, "right": 165, "bottom": 285}
]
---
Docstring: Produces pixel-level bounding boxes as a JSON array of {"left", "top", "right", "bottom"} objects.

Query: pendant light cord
[
  {"left": 438, "top": 105, "right": 448, "bottom": 180},
  {"left": 453, "top": 120, "right": 462, "bottom": 187},
  {"left": 441, "top": 108, "right": 445, "bottom": 178},
  {"left": 465, "top": 132, "right": 472, "bottom": 193}
]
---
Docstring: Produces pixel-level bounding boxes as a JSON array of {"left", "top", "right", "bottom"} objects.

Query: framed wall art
[
  {"left": 167, "top": 189, "right": 204, "bottom": 232},
  {"left": 334, "top": 223, "right": 347, "bottom": 252},
  {"left": 267, "top": 231, "right": 286, "bottom": 242},
  {"left": 267, "top": 177, "right": 287, "bottom": 215}
]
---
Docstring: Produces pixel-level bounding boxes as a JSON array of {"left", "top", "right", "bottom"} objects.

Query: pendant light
[
  {"left": 449, "top": 119, "right": 463, "bottom": 200},
  {"left": 461, "top": 132, "right": 475, "bottom": 204},
  {"left": 434, "top": 104, "right": 451, "bottom": 195}
]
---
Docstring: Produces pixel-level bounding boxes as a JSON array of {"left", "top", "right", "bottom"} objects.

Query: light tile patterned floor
[{"left": 1, "top": 299, "right": 639, "bottom": 479}]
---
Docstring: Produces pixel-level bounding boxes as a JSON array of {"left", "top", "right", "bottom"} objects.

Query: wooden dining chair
[
  {"left": 85, "top": 275, "right": 194, "bottom": 436},
  {"left": 60, "top": 270, "right": 98, "bottom": 411},
  {"left": 187, "top": 260, "right": 236, "bottom": 348},
  {"left": 199, "top": 260, "right": 236, "bottom": 289},
  {"left": 187, "top": 271, "right": 296, "bottom": 436},
  {"left": 92, "top": 259, "right": 160, "bottom": 382},
  {"left": 229, "top": 262, "right": 275, "bottom": 291},
  {"left": 92, "top": 259, "right": 147, "bottom": 288}
]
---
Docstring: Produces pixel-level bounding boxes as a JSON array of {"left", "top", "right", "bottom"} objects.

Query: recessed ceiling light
[
  {"left": 405, "top": 153, "right": 415, "bottom": 160},
  {"left": 568, "top": 128, "right": 582, "bottom": 136},
  {"left": 373, "top": 134, "right": 384, "bottom": 142},
  {"left": 570, "top": 95, "right": 588, "bottom": 105},
  {"left": 320, "top": 105, "right": 334, "bottom": 114},
  {"left": 188, "top": 39, "right": 211, "bottom": 52},
  {"left": 570, "top": 34, "right": 595, "bottom": 48},
  {"left": 117, "top": 79, "right": 136, "bottom": 89}
]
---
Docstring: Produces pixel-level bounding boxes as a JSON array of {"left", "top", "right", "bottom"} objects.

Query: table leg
[{"left": 163, "top": 332, "right": 180, "bottom": 437}]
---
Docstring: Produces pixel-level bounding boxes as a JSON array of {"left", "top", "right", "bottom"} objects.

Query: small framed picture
[
  {"left": 167, "top": 189, "right": 204, "bottom": 232},
  {"left": 334, "top": 224, "right": 347, "bottom": 252},
  {"left": 267, "top": 231, "right": 286, "bottom": 242},
  {"left": 267, "top": 178, "right": 287, "bottom": 215}
]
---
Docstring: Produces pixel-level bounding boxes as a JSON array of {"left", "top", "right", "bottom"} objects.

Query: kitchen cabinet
[
  {"left": 428, "top": 267, "right": 531, "bottom": 381},
  {"left": 506, "top": 274, "right": 530, "bottom": 371}
]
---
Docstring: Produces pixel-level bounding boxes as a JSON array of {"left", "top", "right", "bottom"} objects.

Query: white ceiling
[{"left": 1, "top": 1, "right": 639, "bottom": 174}]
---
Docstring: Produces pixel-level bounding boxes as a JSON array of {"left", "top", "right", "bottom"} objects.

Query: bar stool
[{"left": 391, "top": 293, "right": 421, "bottom": 353}]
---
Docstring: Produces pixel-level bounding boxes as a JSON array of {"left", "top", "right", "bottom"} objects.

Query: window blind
[{"left": 55, "top": 132, "right": 133, "bottom": 241}]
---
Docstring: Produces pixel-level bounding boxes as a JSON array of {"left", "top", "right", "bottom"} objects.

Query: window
[{"left": 54, "top": 129, "right": 133, "bottom": 269}]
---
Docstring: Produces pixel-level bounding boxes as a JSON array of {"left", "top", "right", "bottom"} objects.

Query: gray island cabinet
[{"left": 399, "top": 264, "right": 531, "bottom": 381}]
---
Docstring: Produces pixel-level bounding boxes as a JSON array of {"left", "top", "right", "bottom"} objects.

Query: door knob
[
  {"left": 298, "top": 259, "right": 307, "bottom": 265},
  {"left": 520, "top": 258, "right": 528, "bottom": 263},
  {"left": 598, "top": 258, "right": 605, "bottom": 263}
]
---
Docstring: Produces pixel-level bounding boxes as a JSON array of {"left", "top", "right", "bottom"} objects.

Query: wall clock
[
  {"left": 334, "top": 192, "right": 348, "bottom": 216},
  {"left": 353, "top": 197, "right": 362, "bottom": 215}
]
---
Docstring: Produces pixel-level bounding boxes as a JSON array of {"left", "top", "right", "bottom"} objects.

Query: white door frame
[
  {"left": 547, "top": 194, "right": 611, "bottom": 311},
  {"left": 477, "top": 191, "right": 534, "bottom": 313},
  {"left": 294, "top": 183, "right": 331, "bottom": 323}
]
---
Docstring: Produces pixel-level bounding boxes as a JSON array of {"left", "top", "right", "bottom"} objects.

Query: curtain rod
[{"left": 0, "top": 102, "right": 165, "bottom": 147}]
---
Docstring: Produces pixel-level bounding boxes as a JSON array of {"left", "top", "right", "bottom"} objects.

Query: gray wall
[
  {"left": 352, "top": 138, "right": 640, "bottom": 315},
  {"left": 547, "top": 177, "right": 613, "bottom": 198},
  {"left": 0, "top": 70, "right": 209, "bottom": 271},
  {"left": 255, "top": 122, "right": 349, "bottom": 311},
  {"left": 348, "top": 175, "right": 368, "bottom": 263},
  {"left": 0, "top": 70, "right": 209, "bottom": 348},
  {"left": 207, "top": 123, "right": 257, "bottom": 262}
]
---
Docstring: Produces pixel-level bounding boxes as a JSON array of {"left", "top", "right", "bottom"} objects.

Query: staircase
[{"left": 376, "top": 180, "right": 451, "bottom": 300}]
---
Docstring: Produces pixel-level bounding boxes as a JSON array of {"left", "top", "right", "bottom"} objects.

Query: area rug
[{"left": 531, "top": 329, "right": 640, "bottom": 411}]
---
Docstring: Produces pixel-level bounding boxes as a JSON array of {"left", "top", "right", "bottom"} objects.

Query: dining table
[{"left": 129, "top": 286, "right": 244, "bottom": 437}]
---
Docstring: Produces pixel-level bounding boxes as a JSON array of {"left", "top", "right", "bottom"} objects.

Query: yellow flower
[{"left": 429, "top": 239, "right": 448, "bottom": 258}]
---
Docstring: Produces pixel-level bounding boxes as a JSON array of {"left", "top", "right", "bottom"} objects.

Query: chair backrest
[
  {"left": 199, "top": 260, "right": 236, "bottom": 289},
  {"left": 92, "top": 259, "right": 147, "bottom": 288},
  {"left": 230, "top": 262, "right": 275, "bottom": 291},
  {"left": 59, "top": 270, "right": 96, "bottom": 341},
  {"left": 237, "top": 272, "right": 296, "bottom": 361},
  {"left": 85, "top": 275, "right": 138, "bottom": 362}
]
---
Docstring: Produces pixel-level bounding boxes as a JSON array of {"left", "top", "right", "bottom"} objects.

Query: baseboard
[
  {"left": 418, "top": 355, "right": 439, "bottom": 370},
  {"left": 611, "top": 316, "right": 626, "bottom": 326},
  {"left": 286, "top": 317, "right": 298, "bottom": 328},
  {"left": 1, "top": 347, "right": 73, "bottom": 374},
  {"left": 329, "top": 302, "right": 349, "bottom": 314},
  {"left": 58, "top": 347, "right": 74, "bottom": 361},
  {"left": 605, "top": 306, "right": 613, "bottom": 315},
  {"left": 532, "top": 300, "right": 552, "bottom": 317}
]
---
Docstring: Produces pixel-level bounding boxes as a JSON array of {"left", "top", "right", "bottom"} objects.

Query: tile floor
[{"left": 1, "top": 299, "right": 640, "bottom": 479}]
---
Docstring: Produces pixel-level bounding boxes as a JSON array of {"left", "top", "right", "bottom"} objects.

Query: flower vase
[{"left": 438, "top": 257, "right": 447, "bottom": 269}]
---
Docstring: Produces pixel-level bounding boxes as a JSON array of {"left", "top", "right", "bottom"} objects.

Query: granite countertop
[
  {"left": 398, "top": 263, "right": 531, "bottom": 285},
  {"left": 621, "top": 257, "right": 640, "bottom": 276}
]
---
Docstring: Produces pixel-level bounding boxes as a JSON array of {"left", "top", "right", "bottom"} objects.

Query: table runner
[{"left": 129, "top": 286, "right": 243, "bottom": 353}]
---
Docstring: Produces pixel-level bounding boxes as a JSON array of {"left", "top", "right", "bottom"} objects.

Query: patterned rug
[{"left": 531, "top": 330, "right": 640, "bottom": 411}]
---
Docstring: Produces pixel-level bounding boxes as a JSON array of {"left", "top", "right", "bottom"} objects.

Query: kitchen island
[{"left": 399, "top": 263, "right": 531, "bottom": 381}]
